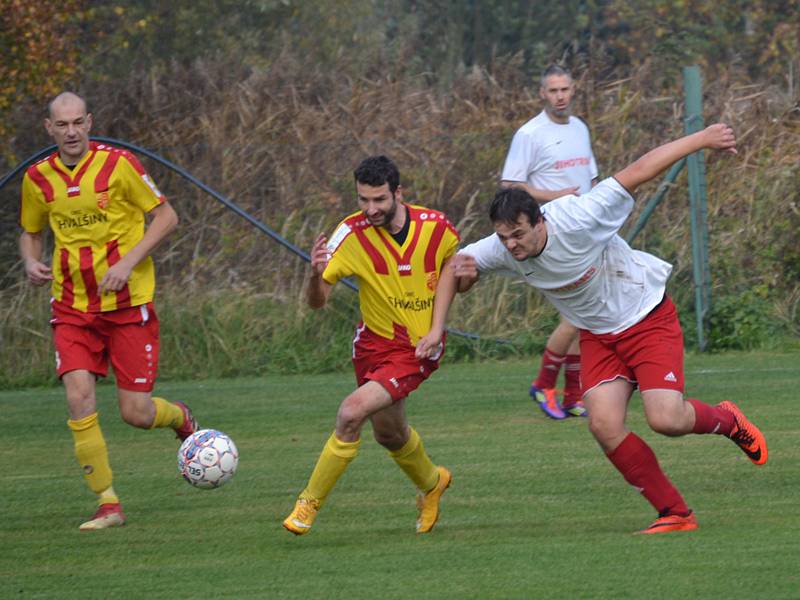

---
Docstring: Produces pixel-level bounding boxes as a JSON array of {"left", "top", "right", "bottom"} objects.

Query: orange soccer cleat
[
  {"left": 636, "top": 512, "right": 698, "bottom": 535},
  {"left": 717, "top": 401, "right": 768, "bottom": 465}
]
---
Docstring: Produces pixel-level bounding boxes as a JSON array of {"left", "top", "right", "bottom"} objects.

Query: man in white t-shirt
[
  {"left": 501, "top": 65, "right": 598, "bottom": 420},
  {"left": 417, "top": 124, "right": 768, "bottom": 534}
]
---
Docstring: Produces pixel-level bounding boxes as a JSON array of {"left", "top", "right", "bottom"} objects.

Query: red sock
[
  {"left": 563, "top": 354, "right": 582, "bottom": 404},
  {"left": 606, "top": 432, "right": 690, "bottom": 517},
  {"left": 534, "top": 347, "right": 565, "bottom": 389},
  {"left": 687, "top": 399, "right": 735, "bottom": 435}
]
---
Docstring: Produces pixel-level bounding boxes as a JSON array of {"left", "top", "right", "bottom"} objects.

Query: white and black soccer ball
[{"left": 178, "top": 429, "right": 239, "bottom": 489}]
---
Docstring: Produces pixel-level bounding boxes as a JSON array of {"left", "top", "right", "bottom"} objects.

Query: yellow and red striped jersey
[
  {"left": 20, "top": 142, "right": 166, "bottom": 312},
  {"left": 323, "top": 204, "right": 460, "bottom": 345}
]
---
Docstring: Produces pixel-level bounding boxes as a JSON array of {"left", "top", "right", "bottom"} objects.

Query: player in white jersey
[
  {"left": 501, "top": 65, "right": 599, "bottom": 420},
  {"left": 417, "top": 123, "right": 769, "bottom": 534}
]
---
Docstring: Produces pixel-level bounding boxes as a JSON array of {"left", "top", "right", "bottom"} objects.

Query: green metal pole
[
  {"left": 625, "top": 158, "right": 686, "bottom": 245},
  {"left": 683, "top": 65, "right": 712, "bottom": 351}
]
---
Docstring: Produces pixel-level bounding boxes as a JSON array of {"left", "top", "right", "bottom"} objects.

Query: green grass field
[{"left": 2, "top": 352, "right": 798, "bottom": 599}]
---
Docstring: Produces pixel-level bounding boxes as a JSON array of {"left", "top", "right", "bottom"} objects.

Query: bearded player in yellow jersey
[
  {"left": 19, "top": 92, "right": 198, "bottom": 530},
  {"left": 283, "top": 156, "right": 460, "bottom": 535}
]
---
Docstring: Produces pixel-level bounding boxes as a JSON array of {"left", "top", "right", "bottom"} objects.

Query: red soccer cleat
[
  {"left": 79, "top": 502, "right": 126, "bottom": 531},
  {"left": 174, "top": 401, "right": 199, "bottom": 441}
]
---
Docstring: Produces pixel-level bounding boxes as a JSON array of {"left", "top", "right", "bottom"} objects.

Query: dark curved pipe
[{"left": 1, "top": 138, "right": 509, "bottom": 345}]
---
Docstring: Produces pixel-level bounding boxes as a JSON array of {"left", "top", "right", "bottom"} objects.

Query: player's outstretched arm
[
  {"left": 614, "top": 123, "right": 737, "bottom": 194},
  {"left": 453, "top": 253, "right": 480, "bottom": 293},
  {"left": 307, "top": 233, "right": 333, "bottom": 309}
]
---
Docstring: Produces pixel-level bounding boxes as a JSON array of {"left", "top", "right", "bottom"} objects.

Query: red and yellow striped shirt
[
  {"left": 323, "top": 204, "right": 460, "bottom": 345},
  {"left": 20, "top": 142, "right": 166, "bottom": 312}
]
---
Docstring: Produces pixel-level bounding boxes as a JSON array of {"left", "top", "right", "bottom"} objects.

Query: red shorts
[
  {"left": 51, "top": 301, "right": 160, "bottom": 392},
  {"left": 352, "top": 322, "right": 444, "bottom": 402},
  {"left": 579, "top": 296, "right": 684, "bottom": 395}
]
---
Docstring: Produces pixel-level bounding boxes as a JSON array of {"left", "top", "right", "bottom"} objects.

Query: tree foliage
[{"left": 0, "top": 0, "right": 85, "bottom": 153}]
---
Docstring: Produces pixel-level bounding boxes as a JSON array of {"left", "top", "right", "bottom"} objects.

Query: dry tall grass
[{"left": 1, "top": 56, "right": 798, "bottom": 386}]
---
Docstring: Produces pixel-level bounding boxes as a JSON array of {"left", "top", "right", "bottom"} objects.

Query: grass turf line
[{"left": 1, "top": 351, "right": 798, "bottom": 599}]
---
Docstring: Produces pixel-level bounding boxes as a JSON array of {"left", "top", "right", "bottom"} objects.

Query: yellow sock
[
  {"left": 150, "top": 396, "right": 184, "bottom": 429},
  {"left": 301, "top": 432, "right": 360, "bottom": 506},
  {"left": 389, "top": 427, "right": 438, "bottom": 492},
  {"left": 98, "top": 485, "right": 119, "bottom": 506},
  {"left": 68, "top": 413, "right": 116, "bottom": 501}
]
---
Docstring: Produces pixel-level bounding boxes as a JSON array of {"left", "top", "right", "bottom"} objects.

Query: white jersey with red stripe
[
  {"left": 460, "top": 177, "right": 671, "bottom": 334},
  {"left": 502, "top": 111, "right": 598, "bottom": 194}
]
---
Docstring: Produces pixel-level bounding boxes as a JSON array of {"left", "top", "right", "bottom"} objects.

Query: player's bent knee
[
  {"left": 646, "top": 414, "right": 685, "bottom": 437},
  {"left": 336, "top": 401, "right": 369, "bottom": 435},
  {"left": 119, "top": 408, "right": 153, "bottom": 429},
  {"left": 587, "top": 414, "right": 624, "bottom": 443},
  {"left": 373, "top": 429, "right": 406, "bottom": 449}
]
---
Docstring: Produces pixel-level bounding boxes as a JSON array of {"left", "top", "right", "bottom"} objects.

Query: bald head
[
  {"left": 48, "top": 92, "right": 88, "bottom": 119},
  {"left": 45, "top": 91, "right": 92, "bottom": 165}
]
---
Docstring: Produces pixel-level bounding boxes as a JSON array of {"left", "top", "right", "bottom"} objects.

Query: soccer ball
[{"left": 178, "top": 429, "right": 239, "bottom": 489}]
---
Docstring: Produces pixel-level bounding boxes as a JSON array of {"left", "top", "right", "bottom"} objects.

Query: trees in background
[
  {"left": 0, "top": 0, "right": 85, "bottom": 157},
  {"left": 1, "top": 0, "right": 797, "bottom": 363}
]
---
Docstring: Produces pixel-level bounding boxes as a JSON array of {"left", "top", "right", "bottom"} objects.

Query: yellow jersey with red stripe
[
  {"left": 20, "top": 142, "right": 166, "bottom": 312},
  {"left": 323, "top": 204, "right": 460, "bottom": 345}
]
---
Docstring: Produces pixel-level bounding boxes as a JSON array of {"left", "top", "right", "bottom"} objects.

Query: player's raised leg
[
  {"left": 111, "top": 318, "right": 198, "bottom": 440},
  {"left": 647, "top": 394, "right": 767, "bottom": 464},
  {"left": 117, "top": 388, "right": 197, "bottom": 439}
]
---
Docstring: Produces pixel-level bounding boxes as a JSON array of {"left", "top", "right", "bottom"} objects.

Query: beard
[
  {"left": 548, "top": 103, "right": 571, "bottom": 120},
  {"left": 368, "top": 196, "right": 397, "bottom": 228}
]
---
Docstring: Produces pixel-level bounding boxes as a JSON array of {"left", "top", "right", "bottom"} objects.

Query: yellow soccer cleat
[
  {"left": 282, "top": 498, "right": 321, "bottom": 536},
  {"left": 79, "top": 502, "right": 126, "bottom": 531},
  {"left": 416, "top": 466, "right": 452, "bottom": 534}
]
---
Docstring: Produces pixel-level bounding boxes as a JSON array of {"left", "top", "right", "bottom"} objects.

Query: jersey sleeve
[
  {"left": 551, "top": 177, "right": 634, "bottom": 244},
  {"left": 19, "top": 172, "right": 49, "bottom": 233},
  {"left": 501, "top": 129, "right": 539, "bottom": 183},
  {"left": 117, "top": 152, "right": 166, "bottom": 213},
  {"left": 438, "top": 214, "right": 461, "bottom": 263},
  {"left": 441, "top": 226, "right": 459, "bottom": 261},
  {"left": 459, "top": 234, "right": 514, "bottom": 275},
  {"left": 321, "top": 220, "right": 355, "bottom": 285}
]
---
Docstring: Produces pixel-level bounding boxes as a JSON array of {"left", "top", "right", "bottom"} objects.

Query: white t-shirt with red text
[
  {"left": 502, "top": 111, "right": 598, "bottom": 194},
  {"left": 460, "top": 178, "right": 671, "bottom": 334}
]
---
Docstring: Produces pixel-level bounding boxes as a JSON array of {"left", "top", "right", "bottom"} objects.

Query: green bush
[{"left": 708, "top": 287, "right": 775, "bottom": 351}]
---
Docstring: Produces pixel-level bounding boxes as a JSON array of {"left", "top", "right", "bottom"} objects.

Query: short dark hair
[
  {"left": 489, "top": 188, "right": 542, "bottom": 227},
  {"left": 353, "top": 155, "right": 400, "bottom": 193},
  {"left": 540, "top": 64, "right": 572, "bottom": 88}
]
